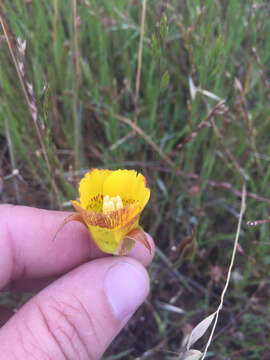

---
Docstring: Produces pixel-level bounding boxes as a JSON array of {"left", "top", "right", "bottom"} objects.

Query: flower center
[{"left": 103, "top": 195, "right": 123, "bottom": 214}]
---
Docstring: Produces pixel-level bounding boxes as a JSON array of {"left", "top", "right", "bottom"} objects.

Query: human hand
[{"left": 0, "top": 205, "right": 154, "bottom": 359}]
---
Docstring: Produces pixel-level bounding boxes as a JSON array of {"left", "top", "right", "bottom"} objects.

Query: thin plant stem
[
  {"left": 210, "top": 117, "right": 249, "bottom": 181},
  {"left": 201, "top": 183, "right": 247, "bottom": 359},
  {"left": 53, "top": 0, "right": 58, "bottom": 45},
  {"left": 134, "top": 0, "right": 147, "bottom": 121},
  {"left": 73, "top": 0, "right": 80, "bottom": 172},
  {"left": 125, "top": 0, "right": 147, "bottom": 141}
]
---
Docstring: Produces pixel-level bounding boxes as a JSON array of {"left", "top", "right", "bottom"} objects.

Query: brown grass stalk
[
  {"left": 134, "top": 0, "right": 147, "bottom": 119},
  {"left": 210, "top": 117, "right": 249, "bottom": 181},
  {"left": 252, "top": 47, "right": 270, "bottom": 100},
  {"left": 120, "top": 0, "right": 147, "bottom": 144},
  {"left": 53, "top": 0, "right": 58, "bottom": 45},
  {"left": 234, "top": 78, "right": 261, "bottom": 170},
  {"left": 73, "top": 0, "right": 81, "bottom": 172},
  {"left": 201, "top": 183, "right": 246, "bottom": 359}
]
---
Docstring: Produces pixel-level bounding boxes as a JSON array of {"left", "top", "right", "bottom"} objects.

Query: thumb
[{"left": 0, "top": 257, "right": 149, "bottom": 359}]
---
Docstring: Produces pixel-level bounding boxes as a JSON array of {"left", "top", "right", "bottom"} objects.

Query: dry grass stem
[
  {"left": 123, "top": 0, "right": 147, "bottom": 142},
  {"left": 201, "top": 183, "right": 246, "bottom": 359},
  {"left": 252, "top": 47, "right": 270, "bottom": 100},
  {"left": 234, "top": 78, "right": 261, "bottom": 170},
  {"left": 73, "top": 0, "right": 81, "bottom": 172},
  {"left": 210, "top": 117, "right": 249, "bottom": 181},
  {"left": 53, "top": 0, "right": 58, "bottom": 45},
  {"left": 134, "top": 0, "right": 147, "bottom": 122}
]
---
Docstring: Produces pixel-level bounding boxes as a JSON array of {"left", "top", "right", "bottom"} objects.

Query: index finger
[{"left": 0, "top": 205, "right": 154, "bottom": 289}]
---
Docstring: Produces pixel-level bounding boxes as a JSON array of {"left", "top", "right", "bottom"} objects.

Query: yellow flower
[{"left": 60, "top": 169, "right": 151, "bottom": 255}]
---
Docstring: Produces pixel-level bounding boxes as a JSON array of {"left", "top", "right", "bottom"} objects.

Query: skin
[{"left": 0, "top": 205, "right": 155, "bottom": 360}]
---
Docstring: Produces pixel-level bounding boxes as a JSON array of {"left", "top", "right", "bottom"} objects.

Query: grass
[{"left": 1, "top": 0, "right": 270, "bottom": 358}]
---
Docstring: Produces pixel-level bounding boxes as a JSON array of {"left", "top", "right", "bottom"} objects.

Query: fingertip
[{"left": 104, "top": 258, "right": 150, "bottom": 320}]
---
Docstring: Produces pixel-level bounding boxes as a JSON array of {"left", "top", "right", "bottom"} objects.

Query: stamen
[{"left": 103, "top": 195, "right": 123, "bottom": 214}]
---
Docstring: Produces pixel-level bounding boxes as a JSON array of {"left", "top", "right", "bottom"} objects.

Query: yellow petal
[
  {"left": 103, "top": 170, "right": 150, "bottom": 210},
  {"left": 79, "top": 169, "right": 112, "bottom": 210}
]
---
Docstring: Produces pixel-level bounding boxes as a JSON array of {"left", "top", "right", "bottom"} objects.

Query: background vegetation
[{"left": 1, "top": 0, "right": 270, "bottom": 358}]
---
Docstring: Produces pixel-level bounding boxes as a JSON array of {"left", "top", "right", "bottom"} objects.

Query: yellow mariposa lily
[{"left": 59, "top": 169, "right": 151, "bottom": 255}]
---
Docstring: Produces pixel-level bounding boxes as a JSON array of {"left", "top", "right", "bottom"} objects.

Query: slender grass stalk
[
  {"left": 201, "top": 183, "right": 247, "bottom": 359},
  {"left": 121, "top": 0, "right": 147, "bottom": 144},
  {"left": 252, "top": 47, "right": 270, "bottom": 100},
  {"left": 210, "top": 117, "right": 249, "bottom": 181},
  {"left": 134, "top": 0, "right": 147, "bottom": 121},
  {"left": 53, "top": 0, "right": 58, "bottom": 45},
  {"left": 72, "top": 0, "right": 81, "bottom": 172}
]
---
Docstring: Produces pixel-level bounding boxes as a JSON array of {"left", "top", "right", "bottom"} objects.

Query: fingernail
[{"left": 104, "top": 262, "right": 149, "bottom": 320}]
